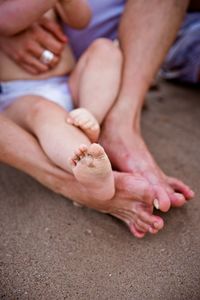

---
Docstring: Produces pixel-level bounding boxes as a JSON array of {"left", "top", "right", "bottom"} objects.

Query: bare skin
[
  {"left": 4, "top": 95, "right": 116, "bottom": 202},
  {"left": 65, "top": 170, "right": 164, "bottom": 237},
  {"left": 0, "top": 18, "right": 67, "bottom": 75},
  {"left": 67, "top": 108, "right": 100, "bottom": 142},
  {"left": 100, "top": 121, "right": 193, "bottom": 209},
  {"left": 70, "top": 143, "right": 115, "bottom": 201},
  {"left": 99, "top": 0, "right": 194, "bottom": 230},
  {"left": 67, "top": 116, "right": 164, "bottom": 236},
  {"left": 0, "top": 115, "right": 163, "bottom": 237},
  {"left": 0, "top": 0, "right": 57, "bottom": 36},
  {"left": 0, "top": 0, "right": 92, "bottom": 37},
  {"left": 0, "top": 0, "right": 196, "bottom": 238},
  {"left": 3, "top": 39, "right": 121, "bottom": 202},
  {"left": 2, "top": 29, "right": 165, "bottom": 237},
  {"left": 68, "top": 110, "right": 113, "bottom": 201}
]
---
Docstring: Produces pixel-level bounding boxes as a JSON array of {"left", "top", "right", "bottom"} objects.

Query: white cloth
[{"left": 0, "top": 76, "right": 74, "bottom": 112}]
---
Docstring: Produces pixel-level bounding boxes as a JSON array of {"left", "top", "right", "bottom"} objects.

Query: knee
[
  {"left": 30, "top": 98, "right": 47, "bottom": 115},
  {"left": 90, "top": 38, "right": 123, "bottom": 65},
  {"left": 26, "top": 97, "right": 49, "bottom": 123}
]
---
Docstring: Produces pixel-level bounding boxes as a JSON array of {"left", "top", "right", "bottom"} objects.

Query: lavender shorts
[
  {"left": 161, "top": 13, "right": 200, "bottom": 84},
  {"left": 65, "top": 1, "right": 200, "bottom": 84}
]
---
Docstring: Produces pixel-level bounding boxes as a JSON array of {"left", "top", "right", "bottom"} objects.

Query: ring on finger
[{"left": 40, "top": 49, "right": 54, "bottom": 65}]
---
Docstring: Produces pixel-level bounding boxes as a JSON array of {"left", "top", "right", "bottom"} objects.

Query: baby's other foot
[
  {"left": 69, "top": 143, "right": 115, "bottom": 201},
  {"left": 67, "top": 108, "right": 100, "bottom": 142}
]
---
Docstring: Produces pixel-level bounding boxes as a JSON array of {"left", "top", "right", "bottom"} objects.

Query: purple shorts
[
  {"left": 161, "top": 13, "right": 200, "bottom": 84},
  {"left": 65, "top": 1, "right": 200, "bottom": 84},
  {"left": 64, "top": 0, "right": 125, "bottom": 58}
]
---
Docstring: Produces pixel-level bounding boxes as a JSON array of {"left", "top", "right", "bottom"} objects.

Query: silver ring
[{"left": 40, "top": 50, "right": 54, "bottom": 65}]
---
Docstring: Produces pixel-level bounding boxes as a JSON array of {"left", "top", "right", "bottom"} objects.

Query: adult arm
[
  {"left": 0, "top": 17, "right": 66, "bottom": 74},
  {"left": 116, "top": 0, "right": 189, "bottom": 115},
  {"left": 102, "top": 0, "right": 189, "bottom": 154},
  {"left": 0, "top": 114, "right": 147, "bottom": 235},
  {"left": 0, "top": 114, "right": 90, "bottom": 196},
  {"left": 56, "top": 0, "right": 92, "bottom": 28},
  {"left": 0, "top": 0, "right": 58, "bottom": 36},
  {"left": 0, "top": 114, "right": 59, "bottom": 187},
  {"left": 0, "top": 0, "right": 91, "bottom": 74}
]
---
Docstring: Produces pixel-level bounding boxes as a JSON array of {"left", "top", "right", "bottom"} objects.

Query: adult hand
[{"left": 0, "top": 16, "right": 67, "bottom": 74}]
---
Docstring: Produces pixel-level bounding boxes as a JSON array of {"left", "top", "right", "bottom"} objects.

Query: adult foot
[
  {"left": 67, "top": 108, "right": 100, "bottom": 142},
  {"left": 100, "top": 118, "right": 194, "bottom": 211},
  {"left": 69, "top": 143, "right": 115, "bottom": 201},
  {"left": 100, "top": 172, "right": 164, "bottom": 238},
  {"left": 70, "top": 169, "right": 164, "bottom": 238}
]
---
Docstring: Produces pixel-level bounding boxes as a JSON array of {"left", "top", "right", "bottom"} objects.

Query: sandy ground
[{"left": 0, "top": 81, "right": 200, "bottom": 300}]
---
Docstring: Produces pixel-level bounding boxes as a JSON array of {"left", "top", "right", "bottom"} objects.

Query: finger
[
  {"left": 47, "top": 54, "right": 60, "bottom": 68},
  {"left": 20, "top": 63, "right": 39, "bottom": 75},
  {"left": 24, "top": 55, "right": 49, "bottom": 73},
  {"left": 28, "top": 42, "right": 60, "bottom": 68},
  {"left": 39, "top": 31, "right": 64, "bottom": 56},
  {"left": 31, "top": 23, "right": 64, "bottom": 55},
  {"left": 40, "top": 17, "right": 67, "bottom": 43},
  {"left": 27, "top": 41, "right": 44, "bottom": 58}
]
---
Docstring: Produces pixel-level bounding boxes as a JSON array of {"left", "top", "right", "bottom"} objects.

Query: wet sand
[{"left": 0, "top": 81, "right": 200, "bottom": 300}]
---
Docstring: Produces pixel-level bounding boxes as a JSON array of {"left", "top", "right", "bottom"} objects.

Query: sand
[{"left": 0, "top": 81, "right": 200, "bottom": 300}]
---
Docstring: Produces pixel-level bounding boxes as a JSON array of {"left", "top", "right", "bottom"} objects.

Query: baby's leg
[
  {"left": 68, "top": 38, "right": 122, "bottom": 135},
  {"left": 4, "top": 96, "right": 114, "bottom": 201}
]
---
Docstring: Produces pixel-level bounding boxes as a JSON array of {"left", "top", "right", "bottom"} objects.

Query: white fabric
[{"left": 0, "top": 76, "right": 74, "bottom": 112}]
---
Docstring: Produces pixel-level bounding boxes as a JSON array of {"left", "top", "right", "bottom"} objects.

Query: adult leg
[
  {"left": 3, "top": 97, "right": 115, "bottom": 201},
  {"left": 2, "top": 37, "right": 165, "bottom": 237},
  {"left": 0, "top": 114, "right": 163, "bottom": 237},
  {"left": 161, "top": 12, "right": 200, "bottom": 84},
  {"left": 100, "top": 0, "right": 194, "bottom": 215}
]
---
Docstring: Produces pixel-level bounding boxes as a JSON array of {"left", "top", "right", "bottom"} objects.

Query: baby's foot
[
  {"left": 69, "top": 143, "right": 115, "bottom": 201},
  {"left": 67, "top": 108, "right": 100, "bottom": 142}
]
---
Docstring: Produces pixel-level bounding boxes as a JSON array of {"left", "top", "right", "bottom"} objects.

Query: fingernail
[{"left": 153, "top": 198, "right": 159, "bottom": 210}]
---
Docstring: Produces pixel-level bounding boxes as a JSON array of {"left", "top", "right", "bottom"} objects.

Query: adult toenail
[
  {"left": 190, "top": 191, "right": 195, "bottom": 198},
  {"left": 73, "top": 201, "right": 83, "bottom": 208},
  {"left": 148, "top": 226, "right": 154, "bottom": 233},
  {"left": 176, "top": 193, "right": 184, "bottom": 200},
  {"left": 153, "top": 222, "right": 159, "bottom": 229},
  {"left": 153, "top": 198, "right": 159, "bottom": 210}
]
